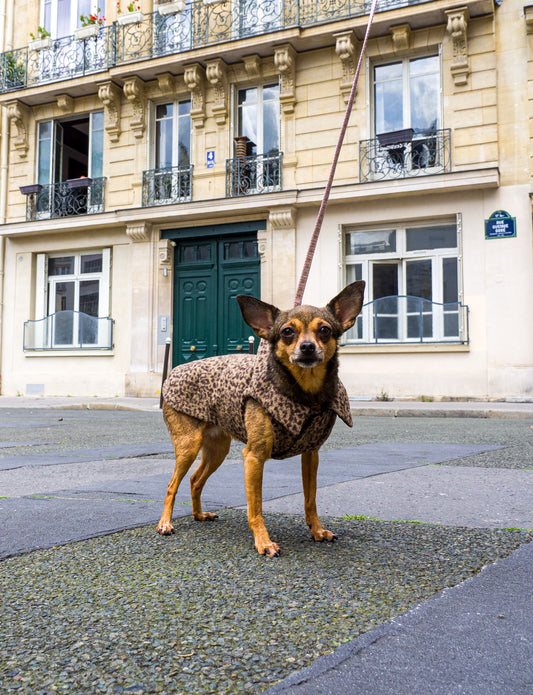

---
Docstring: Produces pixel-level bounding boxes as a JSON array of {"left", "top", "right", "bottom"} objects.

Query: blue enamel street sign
[
  {"left": 206, "top": 150, "right": 215, "bottom": 169},
  {"left": 485, "top": 210, "right": 516, "bottom": 239}
]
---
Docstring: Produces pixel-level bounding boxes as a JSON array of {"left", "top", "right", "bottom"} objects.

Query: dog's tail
[{"left": 160, "top": 337, "right": 172, "bottom": 409}]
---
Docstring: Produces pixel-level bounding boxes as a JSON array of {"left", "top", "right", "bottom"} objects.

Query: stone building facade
[{"left": 0, "top": 0, "right": 531, "bottom": 399}]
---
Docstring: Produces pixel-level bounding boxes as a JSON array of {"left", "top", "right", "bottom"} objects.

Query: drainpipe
[{"left": 0, "top": 0, "right": 14, "bottom": 392}]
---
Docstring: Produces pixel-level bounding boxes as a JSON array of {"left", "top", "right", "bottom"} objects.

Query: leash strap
[{"left": 294, "top": 0, "right": 379, "bottom": 307}]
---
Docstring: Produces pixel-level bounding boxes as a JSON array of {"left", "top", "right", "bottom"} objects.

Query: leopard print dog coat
[{"left": 162, "top": 343, "right": 353, "bottom": 459}]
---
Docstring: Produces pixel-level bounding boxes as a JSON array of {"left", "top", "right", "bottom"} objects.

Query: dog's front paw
[
  {"left": 311, "top": 528, "right": 338, "bottom": 543},
  {"left": 157, "top": 521, "right": 175, "bottom": 535},
  {"left": 260, "top": 542, "right": 281, "bottom": 558}
]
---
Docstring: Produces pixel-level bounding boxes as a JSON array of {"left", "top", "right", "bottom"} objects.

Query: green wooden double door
[{"left": 173, "top": 233, "right": 260, "bottom": 365}]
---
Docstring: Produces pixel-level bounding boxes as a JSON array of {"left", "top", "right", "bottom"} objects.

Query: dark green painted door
[{"left": 173, "top": 234, "right": 260, "bottom": 365}]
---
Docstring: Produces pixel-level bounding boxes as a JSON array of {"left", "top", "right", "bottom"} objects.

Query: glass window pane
[
  {"left": 346, "top": 263, "right": 363, "bottom": 283},
  {"left": 156, "top": 103, "right": 173, "bottom": 119},
  {"left": 409, "top": 56, "right": 439, "bottom": 135},
  {"left": 346, "top": 231, "right": 396, "bottom": 255},
  {"left": 406, "top": 226, "right": 457, "bottom": 251},
  {"left": 373, "top": 263, "right": 398, "bottom": 299},
  {"left": 90, "top": 112, "right": 104, "bottom": 179},
  {"left": 54, "top": 281, "right": 75, "bottom": 311},
  {"left": 444, "top": 312, "right": 459, "bottom": 337},
  {"left": 156, "top": 111, "right": 173, "bottom": 168},
  {"left": 263, "top": 98, "right": 279, "bottom": 153},
  {"left": 81, "top": 253, "right": 102, "bottom": 274},
  {"left": 38, "top": 121, "right": 52, "bottom": 185},
  {"left": 374, "top": 63, "right": 403, "bottom": 134},
  {"left": 443, "top": 257, "right": 458, "bottom": 303},
  {"left": 80, "top": 280, "right": 99, "bottom": 316},
  {"left": 57, "top": 0, "right": 72, "bottom": 35},
  {"left": 48, "top": 256, "right": 74, "bottom": 276},
  {"left": 238, "top": 88, "right": 258, "bottom": 151},
  {"left": 54, "top": 311, "right": 74, "bottom": 345},
  {"left": 406, "top": 259, "right": 432, "bottom": 300},
  {"left": 178, "top": 103, "right": 191, "bottom": 166}
]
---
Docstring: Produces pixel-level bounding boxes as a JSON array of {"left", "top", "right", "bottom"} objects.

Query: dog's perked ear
[
  {"left": 236, "top": 295, "right": 280, "bottom": 340},
  {"left": 326, "top": 280, "right": 366, "bottom": 333}
]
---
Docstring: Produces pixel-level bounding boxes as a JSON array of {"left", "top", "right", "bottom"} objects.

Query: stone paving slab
[
  {"left": 263, "top": 465, "right": 533, "bottom": 529},
  {"left": 0, "top": 443, "right": 509, "bottom": 558},
  {"left": 0, "top": 443, "right": 173, "bottom": 471},
  {"left": 265, "top": 538, "right": 533, "bottom": 695}
]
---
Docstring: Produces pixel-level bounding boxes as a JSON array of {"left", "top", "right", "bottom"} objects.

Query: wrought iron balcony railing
[
  {"left": 20, "top": 177, "right": 106, "bottom": 221},
  {"left": 1, "top": 0, "right": 433, "bottom": 93},
  {"left": 142, "top": 165, "right": 193, "bottom": 206},
  {"left": 359, "top": 128, "right": 451, "bottom": 183},
  {"left": 23, "top": 310, "right": 114, "bottom": 350},
  {"left": 226, "top": 151, "right": 282, "bottom": 197},
  {"left": 344, "top": 295, "right": 469, "bottom": 345}
]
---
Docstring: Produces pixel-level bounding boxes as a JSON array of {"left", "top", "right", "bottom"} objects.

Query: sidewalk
[{"left": 1, "top": 394, "right": 533, "bottom": 418}]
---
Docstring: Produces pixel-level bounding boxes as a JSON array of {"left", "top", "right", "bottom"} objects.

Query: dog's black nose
[{"left": 300, "top": 342, "right": 316, "bottom": 354}]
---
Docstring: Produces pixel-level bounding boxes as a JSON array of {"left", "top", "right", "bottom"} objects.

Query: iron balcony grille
[
  {"left": 225, "top": 151, "right": 282, "bottom": 197},
  {"left": 1, "top": 0, "right": 434, "bottom": 93},
  {"left": 359, "top": 129, "right": 451, "bottom": 183},
  {"left": 142, "top": 165, "right": 193, "bottom": 206},
  {"left": 343, "top": 295, "right": 470, "bottom": 345},
  {"left": 21, "top": 178, "right": 106, "bottom": 221},
  {"left": 23, "top": 311, "right": 114, "bottom": 351}
]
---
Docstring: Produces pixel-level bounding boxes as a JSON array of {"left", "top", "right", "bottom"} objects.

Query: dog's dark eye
[
  {"left": 281, "top": 326, "right": 295, "bottom": 339},
  {"left": 318, "top": 325, "right": 332, "bottom": 340}
]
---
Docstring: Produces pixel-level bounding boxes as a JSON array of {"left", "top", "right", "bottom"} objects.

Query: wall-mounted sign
[
  {"left": 485, "top": 210, "right": 516, "bottom": 239},
  {"left": 206, "top": 150, "right": 215, "bottom": 169}
]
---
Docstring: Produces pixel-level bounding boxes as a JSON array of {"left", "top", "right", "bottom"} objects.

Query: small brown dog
[{"left": 158, "top": 280, "right": 365, "bottom": 557}]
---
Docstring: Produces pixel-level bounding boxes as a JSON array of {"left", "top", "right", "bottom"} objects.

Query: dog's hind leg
[
  {"left": 190, "top": 425, "right": 231, "bottom": 521},
  {"left": 158, "top": 403, "right": 205, "bottom": 535},
  {"left": 301, "top": 450, "right": 338, "bottom": 543}
]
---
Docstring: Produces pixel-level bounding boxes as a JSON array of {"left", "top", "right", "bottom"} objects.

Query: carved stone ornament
[
  {"left": 56, "top": 94, "right": 74, "bottom": 114},
  {"left": 126, "top": 221, "right": 152, "bottom": 242},
  {"left": 243, "top": 54, "right": 262, "bottom": 80},
  {"left": 269, "top": 206, "right": 295, "bottom": 230},
  {"left": 158, "top": 239, "right": 173, "bottom": 267},
  {"left": 274, "top": 44, "right": 296, "bottom": 114},
  {"left": 390, "top": 24, "right": 412, "bottom": 55},
  {"left": 156, "top": 72, "right": 176, "bottom": 97},
  {"left": 6, "top": 100, "right": 30, "bottom": 157},
  {"left": 184, "top": 64, "right": 206, "bottom": 129},
  {"left": 123, "top": 76, "right": 146, "bottom": 139},
  {"left": 334, "top": 31, "right": 359, "bottom": 104},
  {"left": 98, "top": 81, "right": 122, "bottom": 142},
  {"left": 206, "top": 59, "right": 228, "bottom": 126},
  {"left": 446, "top": 7, "right": 470, "bottom": 87}
]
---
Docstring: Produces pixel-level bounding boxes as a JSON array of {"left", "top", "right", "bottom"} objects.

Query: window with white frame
[
  {"left": 231, "top": 83, "right": 281, "bottom": 194},
  {"left": 371, "top": 54, "right": 443, "bottom": 173},
  {"left": 344, "top": 222, "right": 465, "bottom": 344},
  {"left": 41, "top": 0, "right": 105, "bottom": 38},
  {"left": 30, "top": 249, "right": 112, "bottom": 349},
  {"left": 149, "top": 100, "right": 191, "bottom": 203}
]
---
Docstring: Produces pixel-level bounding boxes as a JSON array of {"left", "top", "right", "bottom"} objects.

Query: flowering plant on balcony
[
  {"left": 79, "top": 8, "right": 106, "bottom": 26},
  {"left": 116, "top": 1, "right": 141, "bottom": 10}
]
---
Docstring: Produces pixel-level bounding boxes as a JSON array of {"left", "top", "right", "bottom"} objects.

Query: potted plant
[
  {"left": 75, "top": 9, "right": 105, "bottom": 39},
  {"left": 158, "top": 0, "right": 186, "bottom": 15},
  {"left": 1, "top": 52, "right": 25, "bottom": 87},
  {"left": 29, "top": 26, "right": 52, "bottom": 51},
  {"left": 117, "top": 2, "right": 144, "bottom": 24}
]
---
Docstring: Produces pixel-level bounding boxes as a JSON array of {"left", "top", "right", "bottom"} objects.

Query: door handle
[
  {"left": 236, "top": 345, "right": 243, "bottom": 351},
  {"left": 190, "top": 345, "right": 196, "bottom": 352}
]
